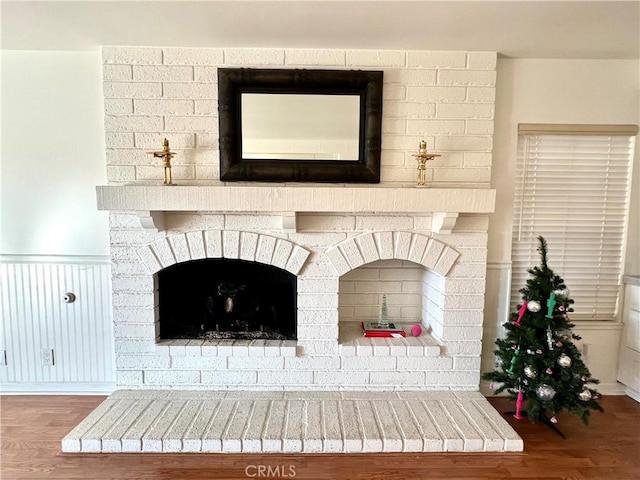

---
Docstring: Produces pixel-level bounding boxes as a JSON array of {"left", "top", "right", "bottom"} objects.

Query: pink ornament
[
  {"left": 410, "top": 324, "right": 422, "bottom": 337},
  {"left": 513, "top": 391, "right": 524, "bottom": 420},
  {"left": 550, "top": 416, "right": 558, "bottom": 424},
  {"left": 555, "top": 341, "right": 563, "bottom": 347},
  {"left": 515, "top": 302, "right": 528, "bottom": 326},
  {"left": 536, "top": 349, "right": 543, "bottom": 354},
  {"left": 546, "top": 368, "right": 553, "bottom": 374}
]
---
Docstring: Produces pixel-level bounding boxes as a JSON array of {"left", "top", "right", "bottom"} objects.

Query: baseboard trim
[
  {"left": 625, "top": 386, "right": 640, "bottom": 402},
  {"left": 597, "top": 382, "right": 628, "bottom": 396},
  {"left": 0, "top": 382, "right": 116, "bottom": 395}
]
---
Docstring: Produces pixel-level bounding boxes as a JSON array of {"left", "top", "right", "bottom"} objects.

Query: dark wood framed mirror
[{"left": 218, "top": 68, "right": 383, "bottom": 183}]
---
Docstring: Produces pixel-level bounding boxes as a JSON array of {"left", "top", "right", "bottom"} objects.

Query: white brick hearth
[{"left": 62, "top": 390, "right": 523, "bottom": 453}]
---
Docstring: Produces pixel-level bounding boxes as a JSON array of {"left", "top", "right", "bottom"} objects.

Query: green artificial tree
[{"left": 484, "top": 236, "right": 603, "bottom": 429}]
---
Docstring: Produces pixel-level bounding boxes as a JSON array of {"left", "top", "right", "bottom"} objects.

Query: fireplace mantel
[{"left": 96, "top": 184, "right": 495, "bottom": 233}]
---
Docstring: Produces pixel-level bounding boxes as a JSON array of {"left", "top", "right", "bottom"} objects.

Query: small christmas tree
[
  {"left": 378, "top": 293, "right": 390, "bottom": 327},
  {"left": 483, "top": 236, "right": 603, "bottom": 426}
]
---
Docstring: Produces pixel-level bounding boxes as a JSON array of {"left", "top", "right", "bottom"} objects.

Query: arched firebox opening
[{"left": 157, "top": 258, "right": 297, "bottom": 340}]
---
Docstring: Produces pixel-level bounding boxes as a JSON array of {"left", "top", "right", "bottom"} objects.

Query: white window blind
[{"left": 512, "top": 125, "right": 636, "bottom": 320}]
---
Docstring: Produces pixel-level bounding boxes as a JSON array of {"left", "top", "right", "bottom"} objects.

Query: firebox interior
[{"left": 158, "top": 258, "right": 297, "bottom": 340}]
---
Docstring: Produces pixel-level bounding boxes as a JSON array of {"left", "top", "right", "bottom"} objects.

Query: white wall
[
  {"left": 482, "top": 59, "right": 640, "bottom": 393},
  {"left": 0, "top": 51, "right": 110, "bottom": 256},
  {"left": 0, "top": 51, "right": 114, "bottom": 392}
]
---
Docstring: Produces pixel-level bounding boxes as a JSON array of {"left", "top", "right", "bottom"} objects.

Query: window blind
[{"left": 512, "top": 128, "right": 635, "bottom": 320}]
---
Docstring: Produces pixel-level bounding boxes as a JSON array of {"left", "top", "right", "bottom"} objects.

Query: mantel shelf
[{"left": 96, "top": 184, "right": 495, "bottom": 233}]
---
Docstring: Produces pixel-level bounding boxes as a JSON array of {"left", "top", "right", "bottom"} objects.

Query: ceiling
[{"left": 1, "top": 1, "right": 639, "bottom": 59}]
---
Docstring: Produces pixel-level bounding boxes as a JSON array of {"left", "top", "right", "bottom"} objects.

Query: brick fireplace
[
  {"left": 99, "top": 46, "right": 498, "bottom": 392},
  {"left": 101, "top": 185, "right": 494, "bottom": 390},
  {"left": 62, "top": 46, "right": 526, "bottom": 454}
]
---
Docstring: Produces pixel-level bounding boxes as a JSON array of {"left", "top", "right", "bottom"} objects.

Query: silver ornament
[
  {"left": 536, "top": 384, "right": 556, "bottom": 401},
  {"left": 546, "top": 325, "right": 554, "bottom": 350},
  {"left": 553, "top": 288, "right": 570, "bottom": 299},
  {"left": 557, "top": 354, "right": 572, "bottom": 368},
  {"left": 524, "top": 365, "right": 538, "bottom": 378},
  {"left": 527, "top": 300, "right": 541, "bottom": 313},
  {"left": 578, "top": 388, "right": 592, "bottom": 401}
]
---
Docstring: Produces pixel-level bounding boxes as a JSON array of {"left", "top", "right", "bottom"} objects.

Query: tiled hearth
[{"left": 61, "top": 46, "right": 525, "bottom": 453}]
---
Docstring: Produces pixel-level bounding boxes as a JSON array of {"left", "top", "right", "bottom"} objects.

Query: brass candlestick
[
  {"left": 147, "top": 138, "right": 176, "bottom": 185},
  {"left": 412, "top": 140, "right": 440, "bottom": 187}
]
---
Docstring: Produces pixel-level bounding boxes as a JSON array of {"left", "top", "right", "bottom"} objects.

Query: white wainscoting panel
[{"left": 0, "top": 256, "right": 115, "bottom": 393}]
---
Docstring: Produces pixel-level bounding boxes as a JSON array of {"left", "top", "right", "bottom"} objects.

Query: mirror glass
[{"left": 241, "top": 94, "right": 360, "bottom": 161}]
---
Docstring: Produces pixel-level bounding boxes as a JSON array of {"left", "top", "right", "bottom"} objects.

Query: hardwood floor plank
[{"left": 1, "top": 395, "right": 638, "bottom": 479}]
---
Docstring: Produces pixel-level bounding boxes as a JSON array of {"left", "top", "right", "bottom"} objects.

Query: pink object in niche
[{"left": 411, "top": 324, "right": 422, "bottom": 337}]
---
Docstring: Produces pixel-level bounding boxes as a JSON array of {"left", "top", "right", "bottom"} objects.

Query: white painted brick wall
[
  {"left": 101, "top": 45, "right": 495, "bottom": 391},
  {"left": 285, "top": 49, "right": 346, "bottom": 66},
  {"left": 163, "top": 47, "right": 224, "bottom": 65},
  {"left": 103, "top": 46, "right": 163, "bottom": 65},
  {"left": 107, "top": 212, "right": 489, "bottom": 391},
  {"left": 339, "top": 260, "right": 423, "bottom": 324},
  {"left": 102, "top": 46, "right": 495, "bottom": 186}
]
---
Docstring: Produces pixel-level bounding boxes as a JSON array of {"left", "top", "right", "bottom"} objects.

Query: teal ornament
[
  {"left": 546, "top": 292, "right": 556, "bottom": 318},
  {"left": 506, "top": 346, "right": 520, "bottom": 375}
]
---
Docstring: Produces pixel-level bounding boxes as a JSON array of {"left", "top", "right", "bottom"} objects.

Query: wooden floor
[{"left": 1, "top": 395, "right": 638, "bottom": 480}]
